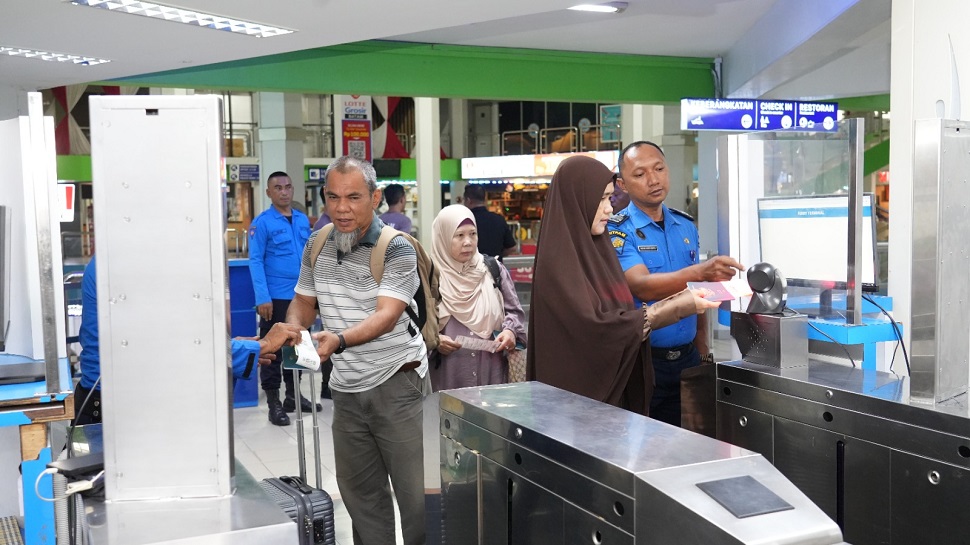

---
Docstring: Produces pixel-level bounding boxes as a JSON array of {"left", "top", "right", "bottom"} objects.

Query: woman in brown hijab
[{"left": 526, "top": 155, "right": 717, "bottom": 415}]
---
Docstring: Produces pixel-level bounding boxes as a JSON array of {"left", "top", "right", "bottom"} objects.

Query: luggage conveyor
[
  {"left": 440, "top": 382, "right": 846, "bottom": 545},
  {"left": 715, "top": 359, "right": 970, "bottom": 545}
]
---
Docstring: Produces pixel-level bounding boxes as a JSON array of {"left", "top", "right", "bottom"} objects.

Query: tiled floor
[{"left": 233, "top": 382, "right": 441, "bottom": 545}]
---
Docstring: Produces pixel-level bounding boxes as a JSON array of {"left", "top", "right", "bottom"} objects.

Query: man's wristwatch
[{"left": 334, "top": 333, "right": 347, "bottom": 354}]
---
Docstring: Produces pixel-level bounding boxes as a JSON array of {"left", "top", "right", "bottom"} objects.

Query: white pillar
[
  {"left": 620, "top": 104, "right": 663, "bottom": 148},
  {"left": 697, "top": 132, "right": 719, "bottom": 259},
  {"left": 414, "top": 97, "right": 441, "bottom": 246},
  {"left": 659, "top": 104, "right": 695, "bottom": 215},
  {"left": 256, "top": 93, "right": 306, "bottom": 212},
  {"left": 447, "top": 98, "right": 467, "bottom": 158},
  {"left": 888, "top": 0, "right": 970, "bottom": 352}
]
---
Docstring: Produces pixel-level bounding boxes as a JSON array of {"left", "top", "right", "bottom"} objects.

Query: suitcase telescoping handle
[{"left": 292, "top": 368, "right": 324, "bottom": 490}]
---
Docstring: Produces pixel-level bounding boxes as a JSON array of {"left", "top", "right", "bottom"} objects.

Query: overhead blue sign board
[{"left": 680, "top": 98, "right": 839, "bottom": 132}]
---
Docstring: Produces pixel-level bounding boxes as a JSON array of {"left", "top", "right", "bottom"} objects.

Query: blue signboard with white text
[
  {"left": 680, "top": 98, "right": 838, "bottom": 132},
  {"left": 228, "top": 163, "right": 260, "bottom": 182}
]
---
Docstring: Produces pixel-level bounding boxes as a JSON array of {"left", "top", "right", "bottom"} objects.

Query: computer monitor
[{"left": 757, "top": 194, "right": 879, "bottom": 294}]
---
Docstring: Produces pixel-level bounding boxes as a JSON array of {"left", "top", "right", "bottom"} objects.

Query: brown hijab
[{"left": 526, "top": 155, "right": 650, "bottom": 412}]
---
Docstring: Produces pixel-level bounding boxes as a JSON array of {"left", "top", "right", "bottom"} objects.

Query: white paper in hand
[
  {"left": 283, "top": 330, "right": 321, "bottom": 371},
  {"left": 454, "top": 335, "right": 503, "bottom": 353}
]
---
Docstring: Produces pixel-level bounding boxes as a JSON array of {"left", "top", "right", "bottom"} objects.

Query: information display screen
[{"left": 757, "top": 194, "right": 878, "bottom": 292}]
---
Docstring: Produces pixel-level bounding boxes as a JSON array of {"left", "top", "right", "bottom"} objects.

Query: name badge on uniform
[{"left": 638, "top": 245, "right": 658, "bottom": 252}]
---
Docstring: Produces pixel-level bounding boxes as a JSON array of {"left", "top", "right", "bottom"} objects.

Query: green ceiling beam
[
  {"left": 838, "top": 94, "right": 890, "bottom": 112},
  {"left": 105, "top": 40, "right": 715, "bottom": 104}
]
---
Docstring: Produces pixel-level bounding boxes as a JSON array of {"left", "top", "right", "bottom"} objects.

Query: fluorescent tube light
[
  {"left": 69, "top": 0, "right": 295, "bottom": 38},
  {"left": 568, "top": 2, "right": 628, "bottom": 13},
  {"left": 0, "top": 46, "right": 110, "bottom": 66}
]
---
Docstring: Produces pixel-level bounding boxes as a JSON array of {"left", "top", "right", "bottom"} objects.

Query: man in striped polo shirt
[{"left": 286, "top": 156, "right": 429, "bottom": 545}]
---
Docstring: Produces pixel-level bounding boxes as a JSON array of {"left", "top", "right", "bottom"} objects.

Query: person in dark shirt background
[
  {"left": 378, "top": 183, "right": 413, "bottom": 234},
  {"left": 462, "top": 184, "right": 516, "bottom": 258}
]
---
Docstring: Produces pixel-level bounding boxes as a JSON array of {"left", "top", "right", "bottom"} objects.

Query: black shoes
[
  {"left": 266, "top": 389, "right": 290, "bottom": 426},
  {"left": 283, "top": 394, "right": 322, "bottom": 413}
]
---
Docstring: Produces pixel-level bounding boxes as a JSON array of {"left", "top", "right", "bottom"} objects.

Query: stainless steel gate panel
[
  {"left": 771, "top": 417, "right": 893, "bottom": 543},
  {"left": 441, "top": 436, "right": 480, "bottom": 545},
  {"left": 717, "top": 359, "right": 970, "bottom": 544},
  {"left": 772, "top": 417, "right": 841, "bottom": 516},
  {"left": 718, "top": 361, "right": 970, "bottom": 470},
  {"left": 716, "top": 402, "right": 774, "bottom": 463},
  {"left": 890, "top": 450, "right": 970, "bottom": 544},
  {"left": 563, "top": 501, "right": 633, "bottom": 545},
  {"left": 441, "top": 382, "right": 753, "bottom": 496},
  {"left": 442, "top": 382, "right": 843, "bottom": 545},
  {"left": 481, "top": 456, "right": 564, "bottom": 545},
  {"left": 636, "top": 455, "right": 843, "bottom": 545},
  {"left": 843, "top": 437, "right": 891, "bottom": 545},
  {"left": 443, "top": 406, "right": 635, "bottom": 533}
]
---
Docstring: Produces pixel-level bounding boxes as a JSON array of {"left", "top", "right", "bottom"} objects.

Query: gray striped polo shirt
[{"left": 295, "top": 218, "right": 428, "bottom": 393}]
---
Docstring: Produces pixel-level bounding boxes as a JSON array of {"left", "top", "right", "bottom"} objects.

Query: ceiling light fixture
[
  {"left": 0, "top": 46, "right": 110, "bottom": 66},
  {"left": 69, "top": 0, "right": 295, "bottom": 38},
  {"left": 568, "top": 2, "right": 628, "bottom": 14}
]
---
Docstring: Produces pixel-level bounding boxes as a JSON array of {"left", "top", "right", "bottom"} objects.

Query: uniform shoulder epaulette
[
  {"left": 668, "top": 207, "right": 695, "bottom": 222},
  {"left": 608, "top": 211, "right": 630, "bottom": 225}
]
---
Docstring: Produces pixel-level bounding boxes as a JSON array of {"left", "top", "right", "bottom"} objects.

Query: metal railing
[
  {"left": 499, "top": 124, "right": 623, "bottom": 155},
  {"left": 501, "top": 130, "right": 538, "bottom": 156},
  {"left": 578, "top": 123, "right": 622, "bottom": 152},
  {"left": 540, "top": 126, "right": 578, "bottom": 154}
]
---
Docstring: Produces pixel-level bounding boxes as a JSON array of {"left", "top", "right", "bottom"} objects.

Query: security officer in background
[
  {"left": 610, "top": 141, "right": 743, "bottom": 427},
  {"left": 249, "top": 171, "right": 316, "bottom": 426}
]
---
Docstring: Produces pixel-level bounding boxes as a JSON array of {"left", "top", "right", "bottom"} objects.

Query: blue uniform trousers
[{"left": 649, "top": 342, "right": 700, "bottom": 426}]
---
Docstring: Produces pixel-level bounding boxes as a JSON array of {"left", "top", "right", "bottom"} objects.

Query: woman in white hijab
[{"left": 429, "top": 204, "right": 527, "bottom": 390}]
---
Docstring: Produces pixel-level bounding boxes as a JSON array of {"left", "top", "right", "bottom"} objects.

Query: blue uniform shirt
[
  {"left": 231, "top": 339, "right": 261, "bottom": 381},
  {"left": 610, "top": 203, "right": 699, "bottom": 348},
  {"left": 78, "top": 257, "right": 100, "bottom": 390},
  {"left": 248, "top": 206, "right": 311, "bottom": 304}
]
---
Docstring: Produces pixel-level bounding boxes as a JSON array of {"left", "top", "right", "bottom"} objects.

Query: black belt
[
  {"left": 395, "top": 361, "right": 420, "bottom": 375},
  {"left": 651, "top": 342, "right": 693, "bottom": 361}
]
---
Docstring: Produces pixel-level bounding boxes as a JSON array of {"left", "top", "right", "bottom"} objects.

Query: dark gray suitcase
[
  {"left": 260, "top": 475, "right": 334, "bottom": 545},
  {"left": 260, "top": 369, "right": 335, "bottom": 545}
]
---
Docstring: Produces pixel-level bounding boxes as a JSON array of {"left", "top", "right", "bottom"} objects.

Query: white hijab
[{"left": 431, "top": 205, "right": 505, "bottom": 340}]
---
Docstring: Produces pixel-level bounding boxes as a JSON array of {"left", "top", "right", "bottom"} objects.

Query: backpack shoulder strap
[
  {"left": 482, "top": 255, "right": 502, "bottom": 290},
  {"left": 370, "top": 225, "right": 402, "bottom": 283},
  {"left": 310, "top": 224, "right": 334, "bottom": 269}
]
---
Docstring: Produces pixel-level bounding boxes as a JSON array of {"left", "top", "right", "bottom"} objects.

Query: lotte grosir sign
[{"left": 680, "top": 98, "right": 839, "bottom": 133}]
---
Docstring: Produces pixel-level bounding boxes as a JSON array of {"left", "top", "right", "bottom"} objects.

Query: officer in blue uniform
[
  {"left": 249, "top": 170, "right": 313, "bottom": 426},
  {"left": 610, "top": 141, "right": 743, "bottom": 426}
]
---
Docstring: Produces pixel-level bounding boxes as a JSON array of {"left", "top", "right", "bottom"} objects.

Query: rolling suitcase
[{"left": 260, "top": 369, "right": 336, "bottom": 545}]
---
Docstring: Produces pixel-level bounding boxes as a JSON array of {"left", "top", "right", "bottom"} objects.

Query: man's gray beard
[{"left": 334, "top": 228, "right": 360, "bottom": 253}]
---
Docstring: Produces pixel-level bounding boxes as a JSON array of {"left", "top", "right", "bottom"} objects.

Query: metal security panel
[
  {"left": 912, "top": 119, "right": 970, "bottom": 402},
  {"left": 90, "top": 96, "right": 230, "bottom": 500}
]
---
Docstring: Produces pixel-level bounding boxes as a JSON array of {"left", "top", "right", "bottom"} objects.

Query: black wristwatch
[{"left": 334, "top": 333, "right": 347, "bottom": 354}]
